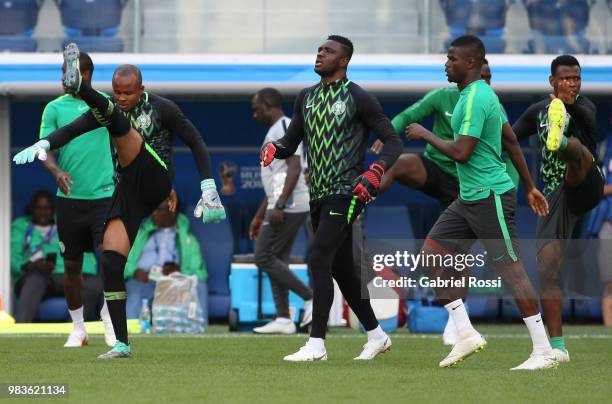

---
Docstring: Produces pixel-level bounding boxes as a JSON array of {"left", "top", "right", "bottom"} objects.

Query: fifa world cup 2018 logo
[{"left": 218, "top": 161, "right": 238, "bottom": 196}]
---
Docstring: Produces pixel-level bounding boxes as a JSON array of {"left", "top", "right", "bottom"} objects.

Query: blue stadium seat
[
  {"left": 187, "top": 206, "right": 233, "bottom": 320},
  {"left": 440, "top": 0, "right": 508, "bottom": 53},
  {"left": 37, "top": 297, "right": 69, "bottom": 322},
  {"left": 515, "top": 206, "right": 538, "bottom": 239},
  {"left": 61, "top": 36, "right": 124, "bottom": 53},
  {"left": 365, "top": 205, "right": 414, "bottom": 239},
  {"left": 0, "top": 0, "right": 41, "bottom": 52},
  {"left": 528, "top": 34, "right": 590, "bottom": 55},
  {"left": 55, "top": 0, "right": 125, "bottom": 52},
  {"left": 289, "top": 224, "right": 310, "bottom": 258},
  {"left": 500, "top": 297, "right": 572, "bottom": 321},
  {"left": 465, "top": 296, "right": 499, "bottom": 320},
  {"left": 524, "top": 0, "right": 593, "bottom": 54},
  {"left": 500, "top": 297, "right": 527, "bottom": 321},
  {"left": 574, "top": 298, "right": 602, "bottom": 321}
]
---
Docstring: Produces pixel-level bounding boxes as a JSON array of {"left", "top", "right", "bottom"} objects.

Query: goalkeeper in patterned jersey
[
  {"left": 13, "top": 43, "right": 226, "bottom": 360},
  {"left": 261, "top": 35, "right": 402, "bottom": 362},
  {"left": 513, "top": 55, "right": 604, "bottom": 363}
]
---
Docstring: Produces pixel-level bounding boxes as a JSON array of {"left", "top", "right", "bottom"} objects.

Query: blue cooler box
[
  {"left": 406, "top": 300, "right": 449, "bottom": 333},
  {"left": 229, "top": 255, "right": 309, "bottom": 330}
]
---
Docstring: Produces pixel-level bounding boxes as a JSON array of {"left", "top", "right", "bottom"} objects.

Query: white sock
[
  {"left": 444, "top": 299, "right": 476, "bottom": 339},
  {"left": 100, "top": 300, "right": 111, "bottom": 322},
  {"left": 523, "top": 313, "right": 552, "bottom": 354},
  {"left": 306, "top": 337, "right": 325, "bottom": 352},
  {"left": 444, "top": 317, "right": 457, "bottom": 336},
  {"left": 275, "top": 317, "right": 292, "bottom": 324},
  {"left": 366, "top": 325, "right": 387, "bottom": 341},
  {"left": 69, "top": 306, "right": 85, "bottom": 332}
]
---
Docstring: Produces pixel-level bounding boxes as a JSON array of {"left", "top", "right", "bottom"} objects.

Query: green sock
[
  {"left": 550, "top": 336, "right": 566, "bottom": 351},
  {"left": 559, "top": 135, "right": 568, "bottom": 150}
]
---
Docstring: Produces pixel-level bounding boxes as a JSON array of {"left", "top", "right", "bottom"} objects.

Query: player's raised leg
[
  {"left": 537, "top": 59, "right": 603, "bottom": 362},
  {"left": 63, "top": 43, "right": 147, "bottom": 359},
  {"left": 378, "top": 153, "right": 426, "bottom": 194},
  {"left": 63, "top": 43, "right": 143, "bottom": 167}
]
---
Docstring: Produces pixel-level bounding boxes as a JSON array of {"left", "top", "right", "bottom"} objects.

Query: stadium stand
[
  {"left": 439, "top": 0, "right": 509, "bottom": 53},
  {"left": 465, "top": 296, "right": 500, "bottom": 320},
  {"left": 187, "top": 206, "right": 233, "bottom": 320},
  {"left": 0, "top": 0, "right": 41, "bottom": 52},
  {"left": 37, "top": 297, "right": 69, "bottom": 322},
  {"left": 524, "top": 0, "right": 594, "bottom": 54},
  {"left": 365, "top": 206, "right": 415, "bottom": 239},
  {"left": 289, "top": 224, "right": 310, "bottom": 258},
  {"left": 55, "top": 0, "right": 125, "bottom": 52}
]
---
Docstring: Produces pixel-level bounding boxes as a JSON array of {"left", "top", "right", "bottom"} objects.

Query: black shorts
[
  {"left": 106, "top": 142, "right": 172, "bottom": 244},
  {"left": 56, "top": 197, "right": 112, "bottom": 260},
  {"left": 419, "top": 155, "right": 459, "bottom": 207},
  {"left": 566, "top": 159, "right": 605, "bottom": 215},
  {"left": 536, "top": 161, "right": 604, "bottom": 253},
  {"left": 426, "top": 189, "right": 520, "bottom": 265}
]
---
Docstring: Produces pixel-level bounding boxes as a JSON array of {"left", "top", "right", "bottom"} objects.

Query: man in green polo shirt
[
  {"left": 372, "top": 59, "right": 525, "bottom": 345},
  {"left": 406, "top": 35, "right": 557, "bottom": 370},
  {"left": 39, "top": 51, "right": 115, "bottom": 348},
  {"left": 372, "top": 59, "right": 519, "bottom": 204}
]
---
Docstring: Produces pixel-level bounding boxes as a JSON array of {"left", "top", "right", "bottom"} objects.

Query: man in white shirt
[{"left": 249, "top": 88, "right": 313, "bottom": 334}]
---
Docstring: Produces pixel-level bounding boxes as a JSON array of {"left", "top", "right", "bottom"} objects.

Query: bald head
[
  {"left": 112, "top": 64, "right": 145, "bottom": 111},
  {"left": 113, "top": 64, "right": 143, "bottom": 86}
]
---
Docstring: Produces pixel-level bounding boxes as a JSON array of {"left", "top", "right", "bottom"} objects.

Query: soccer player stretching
[
  {"left": 513, "top": 55, "right": 604, "bottom": 362},
  {"left": 261, "top": 35, "right": 402, "bottom": 361},
  {"left": 406, "top": 35, "right": 557, "bottom": 370},
  {"left": 373, "top": 59, "right": 519, "bottom": 205},
  {"left": 39, "top": 51, "right": 116, "bottom": 348},
  {"left": 372, "top": 59, "right": 532, "bottom": 345},
  {"left": 14, "top": 43, "right": 226, "bottom": 359}
]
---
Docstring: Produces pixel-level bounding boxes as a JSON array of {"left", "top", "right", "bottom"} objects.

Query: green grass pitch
[{"left": 1, "top": 325, "right": 611, "bottom": 403}]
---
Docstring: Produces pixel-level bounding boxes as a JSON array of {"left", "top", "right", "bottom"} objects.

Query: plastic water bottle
[{"left": 139, "top": 298, "right": 151, "bottom": 334}]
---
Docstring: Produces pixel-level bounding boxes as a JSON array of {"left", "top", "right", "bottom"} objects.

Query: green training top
[
  {"left": 391, "top": 87, "right": 519, "bottom": 187},
  {"left": 392, "top": 87, "right": 459, "bottom": 179},
  {"left": 451, "top": 80, "right": 514, "bottom": 201},
  {"left": 39, "top": 94, "right": 114, "bottom": 200}
]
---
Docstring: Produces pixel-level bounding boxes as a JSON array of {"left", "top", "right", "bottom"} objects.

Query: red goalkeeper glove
[
  {"left": 260, "top": 142, "right": 277, "bottom": 167},
  {"left": 352, "top": 162, "right": 385, "bottom": 203}
]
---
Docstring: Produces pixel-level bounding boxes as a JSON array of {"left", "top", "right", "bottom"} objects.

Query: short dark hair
[
  {"left": 79, "top": 51, "right": 94, "bottom": 75},
  {"left": 450, "top": 35, "right": 486, "bottom": 66},
  {"left": 551, "top": 55, "right": 580, "bottom": 75},
  {"left": 113, "top": 64, "right": 143, "bottom": 86},
  {"left": 483, "top": 57, "right": 489, "bottom": 65},
  {"left": 327, "top": 34, "right": 353, "bottom": 60},
  {"left": 26, "top": 189, "right": 54, "bottom": 215},
  {"left": 255, "top": 87, "right": 283, "bottom": 108}
]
